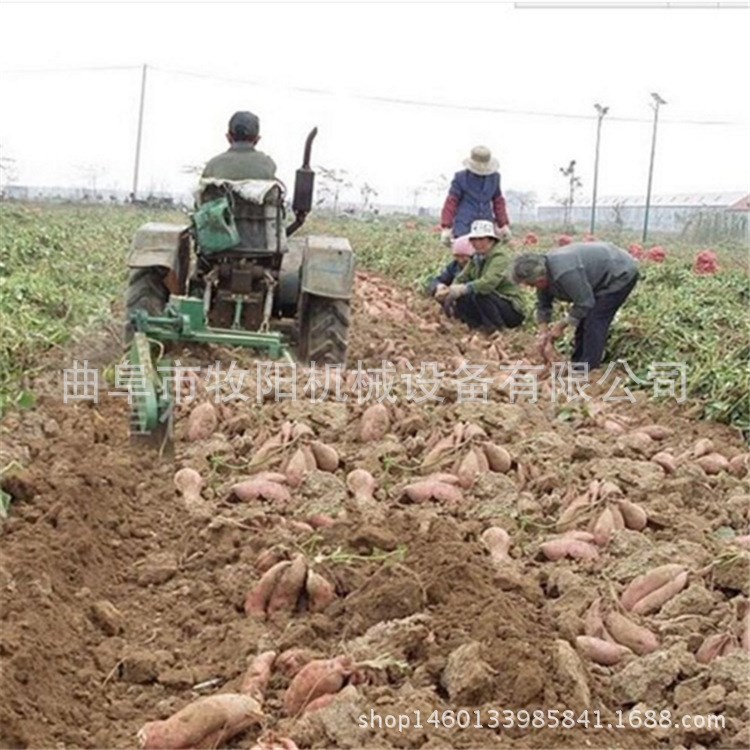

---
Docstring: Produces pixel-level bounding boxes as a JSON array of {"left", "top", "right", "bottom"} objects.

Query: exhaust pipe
[{"left": 287, "top": 127, "right": 318, "bottom": 237}]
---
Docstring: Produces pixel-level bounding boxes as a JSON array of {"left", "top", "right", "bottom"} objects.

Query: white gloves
[
  {"left": 497, "top": 225, "right": 512, "bottom": 243},
  {"left": 440, "top": 228, "right": 453, "bottom": 247},
  {"left": 434, "top": 283, "right": 449, "bottom": 302},
  {"left": 447, "top": 283, "right": 469, "bottom": 300}
]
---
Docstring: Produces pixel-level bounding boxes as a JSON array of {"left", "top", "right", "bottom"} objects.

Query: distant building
[{"left": 537, "top": 192, "right": 748, "bottom": 234}]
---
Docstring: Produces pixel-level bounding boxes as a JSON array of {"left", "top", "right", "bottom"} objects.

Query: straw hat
[
  {"left": 463, "top": 145, "right": 499, "bottom": 175},
  {"left": 468, "top": 220, "right": 498, "bottom": 240}
]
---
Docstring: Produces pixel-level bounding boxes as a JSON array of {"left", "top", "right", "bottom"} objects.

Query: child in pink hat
[{"left": 428, "top": 235, "right": 474, "bottom": 301}]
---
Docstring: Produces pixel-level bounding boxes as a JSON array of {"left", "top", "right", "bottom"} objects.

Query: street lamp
[
  {"left": 642, "top": 92, "right": 667, "bottom": 244},
  {"left": 590, "top": 103, "right": 609, "bottom": 235}
]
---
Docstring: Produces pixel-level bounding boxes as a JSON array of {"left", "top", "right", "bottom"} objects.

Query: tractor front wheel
[
  {"left": 297, "top": 294, "right": 351, "bottom": 367},
  {"left": 124, "top": 266, "right": 169, "bottom": 342}
]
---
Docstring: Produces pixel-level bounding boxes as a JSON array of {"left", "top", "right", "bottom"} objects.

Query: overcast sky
[{"left": 1, "top": 1, "right": 748, "bottom": 208}]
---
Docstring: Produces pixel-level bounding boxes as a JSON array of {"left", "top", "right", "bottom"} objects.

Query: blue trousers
[{"left": 572, "top": 275, "right": 638, "bottom": 369}]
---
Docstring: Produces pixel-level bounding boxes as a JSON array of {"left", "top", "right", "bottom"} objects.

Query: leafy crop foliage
[
  {"left": 0, "top": 203, "right": 183, "bottom": 412},
  {"left": 0, "top": 205, "right": 747, "bottom": 431}
]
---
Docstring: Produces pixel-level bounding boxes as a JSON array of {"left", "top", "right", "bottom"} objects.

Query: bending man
[{"left": 511, "top": 242, "right": 639, "bottom": 370}]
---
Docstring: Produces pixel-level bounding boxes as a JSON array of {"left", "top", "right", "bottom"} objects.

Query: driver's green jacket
[{"left": 201, "top": 142, "right": 277, "bottom": 180}]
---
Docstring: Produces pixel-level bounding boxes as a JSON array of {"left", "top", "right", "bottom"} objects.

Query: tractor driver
[{"left": 201, "top": 111, "right": 277, "bottom": 181}]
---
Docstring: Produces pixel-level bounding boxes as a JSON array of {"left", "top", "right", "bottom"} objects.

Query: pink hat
[{"left": 452, "top": 234, "right": 475, "bottom": 257}]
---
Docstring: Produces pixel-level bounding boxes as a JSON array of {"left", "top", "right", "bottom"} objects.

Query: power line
[
  {"left": 0, "top": 64, "right": 141, "bottom": 75},
  {"left": 2, "top": 62, "right": 748, "bottom": 128},
  {"left": 153, "top": 65, "right": 750, "bottom": 128}
]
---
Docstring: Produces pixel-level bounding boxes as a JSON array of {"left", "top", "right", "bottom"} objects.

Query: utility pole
[
  {"left": 590, "top": 103, "right": 609, "bottom": 234},
  {"left": 131, "top": 64, "right": 148, "bottom": 201},
  {"left": 642, "top": 92, "right": 666, "bottom": 244}
]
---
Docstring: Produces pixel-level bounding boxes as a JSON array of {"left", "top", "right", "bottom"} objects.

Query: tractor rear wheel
[
  {"left": 297, "top": 294, "right": 351, "bottom": 367},
  {"left": 124, "top": 266, "right": 169, "bottom": 342}
]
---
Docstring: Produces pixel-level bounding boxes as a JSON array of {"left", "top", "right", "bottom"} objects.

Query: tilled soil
[{"left": 1, "top": 272, "right": 748, "bottom": 750}]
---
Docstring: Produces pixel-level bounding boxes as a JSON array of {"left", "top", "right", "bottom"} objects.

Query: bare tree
[
  {"left": 0, "top": 144, "right": 18, "bottom": 194},
  {"left": 360, "top": 182, "right": 378, "bottom": 211},
  {"left": 505, "top": 190, "right": 537, "bottom": 224},
  {"left": 316, "top": 166, "right": 352, "bottom": 214},
  {"left": 559, "top": 160, "right": 582, "bottom": 230},
  {"left": 77, "top": 163, "right": 108, "bottom": 198}
]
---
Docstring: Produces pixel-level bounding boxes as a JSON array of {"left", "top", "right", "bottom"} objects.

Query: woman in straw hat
[{"left": 439, "top": 146, "right": 511, "bottom": 247}]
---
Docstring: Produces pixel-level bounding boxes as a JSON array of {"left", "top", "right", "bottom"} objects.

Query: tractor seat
[{"left": 196, "top": 178, "right": 288, "bottom": 255}]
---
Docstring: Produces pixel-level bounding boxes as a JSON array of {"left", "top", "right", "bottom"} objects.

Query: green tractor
[{"left": 123, "top": 128, "right": 354, "bottom": 436}]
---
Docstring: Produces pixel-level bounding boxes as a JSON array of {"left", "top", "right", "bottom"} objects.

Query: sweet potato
[
  {"left": 452, "top": 423, "right": 466, "bottom": 445},
  {"left": 248, "top": 437, "right": 283, "bottom": 468},
  {"left": 231, "top": 479, "right": 291, "bottom": 504},
  {"left": 603, "top": 419, "right": 626, "bottom": 434},
  {"left": 250, "top": 735, "right": 300, "bottom": 750},
  {"left": 457, "top": 450, "right": 481, "bottom": 489},
  {"left": 575, "top": 636, "right": 631, "bottom": 666},
  {"left": 303, "top": 693, "right": 339, "bottom": 714},
  {"left": 250, "top": 472, "right": 289, "bottom": 484},
  {"left": 695, "top": 633, "right": 733, "bottom": 664},
  {"left": 305, "top": 571, "right": 336, "bottom": 612},
  {"left": 728, "top": 453, "right": 750, "bottom": 479},
  {"left": 564, "top": 530, "right": 596, "bottom": 542},
  {"left": 275, "top": 648, "right": 315, "bottom": 678},
  {"left": 283, "top": 656, "right": 354, "bottom": 716},
  {"left": 421, "top": 472, "right": 461, "bottom": 485},
  {"left": 598, "top": 480, "right": 622, "bottom": 499},
  {"left": 609, "top": 503, "right": 625, "bottom": 530},
  {"left": 472, "top": 446, "right": 490, "bottom": 473},
  {"left": 291, "top": 423, "right": 314, "bottom": 440},
  {"left": 696, "top": 453, "right": 729, "bottom": 475},
  {"left": 482, "top": 527, "right": 511, "bottom": 564},
  {"left": 620, "top": 564, "right": 686, "bottom": 611},
  {"left": 637, "top": 424, "right": 673, "bottom": 440},
  {"left": 285, "top": 448, "right": 310, "bottom": 488},
  {"left": 255, "top": 547, "right": 288, "bottom": 573},
  {"left": 592, "top": 507, "right": 617, "bottom": 547},
  {"left": 244, "top": 561, "right": 292, "bottom": 618},
  {"left": 346, "top": 469, "right": 377, "bottom": 500},
  {"left": 174, "top": 468, "right": 205, "bottom": 512},
  {"left": 403, "top": 480, "right": 464, "bottom": 505},
  {"left": 310, "top": 441, "right": 339, "bottom": 472},
  {"left": 267, "top": 553, "right": 308, "bottom": 616},
  {"left": 584, "top": 598, "right": 606, "bottom": 639},
  {"left": 556, "top": 495, "right": 591, "bottom": 533},
  {"left": 307, "top": 514, "right": 336, "bottom": 529},
  {"left": 631, "top": 571, "right": 689, "bottom": 615},
  {"left": 138, "top": 693, "right": 263, "bottom": 749},
  {"left": 540, "top": 538, "right": 599, "bottom": 561},
  {"left": 187, "top": 402, "right": 218, "bottom": 442},
  {"left": 240, "top": 651, "right": 277, "bottom": 702},
  {"left": 604, "top": 611, "right": 659, "bottom": 655},
  {"left": 615, "top": 499, "right": 648, "bottom": 531},
  {"left": 421, "top": 436, "right": 455, "bottom": 471},
  {"left": 481, "top": 443, "right": 512, "bottom": 473},
  {"left": 651, "top": 451, "right": 677, "bottom": 474},
  {"left": 463, "top": 424, "right": 487, "bottom": 441},
  {"left": 692, "top": 438, "right": 714, "bottom": 458},
  {"left": 359, "top": 404, "right": 390, "bottom": 442},
  {"left": 733, "top": 535, "right": 750, "bottom": 548}
]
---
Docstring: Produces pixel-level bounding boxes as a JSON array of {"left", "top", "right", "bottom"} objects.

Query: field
[{"left": 0, "top": 202, "right": 749, "bottom": 750}]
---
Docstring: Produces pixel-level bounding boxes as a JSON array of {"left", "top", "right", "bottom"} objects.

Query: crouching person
[
  {"left": 510, "top": 242, "right": 639, "bottom": 371},
  {"left": 429, "top": 235, "right": 475, "bottom": 303},
  {"left": 436, "top": 220, "right": 525, "bottom": 333}
]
